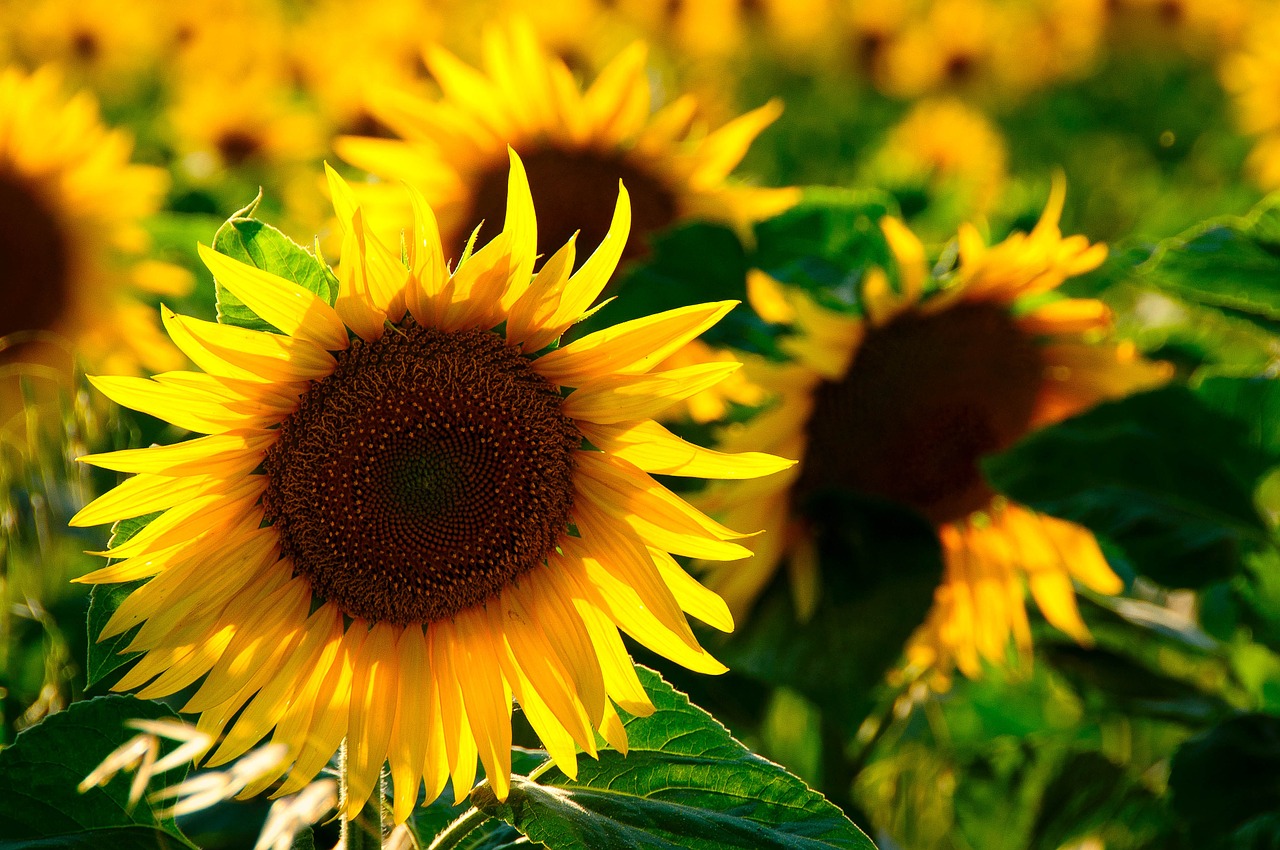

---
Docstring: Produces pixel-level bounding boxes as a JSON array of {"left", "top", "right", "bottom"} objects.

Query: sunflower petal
[{"left": 198, "top": 244, "right": 348, "bottom": 351}]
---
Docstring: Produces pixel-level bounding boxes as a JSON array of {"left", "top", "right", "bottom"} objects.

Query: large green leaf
[
  {"left": 86, "top": 513, "right": 161, "bottom": 689},
  {"left": 984, "top": 385, "right": 1276, "bottom": 589},
  {"left": 1142, "top": 194, "right": 1280, "bottom": 322},
  {"left": 469, "top": 666, "right": 876, "bottom": 850},
  {"left": 211, "top": 196, "right": 338, "bottom": 332},
  {"left": 0, "top": 826, "right": 195, "bottom": 849},
  {"left": 0, "top": 696, "right": 195, "bottom": 847}
]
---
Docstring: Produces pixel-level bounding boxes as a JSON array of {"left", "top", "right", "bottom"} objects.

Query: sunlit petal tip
[{"left": 323, "top": 161, "right": 360, "bottom": 230}]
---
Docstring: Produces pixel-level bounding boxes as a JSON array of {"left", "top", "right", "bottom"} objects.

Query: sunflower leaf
[
  {"left": 212, "top": 210, "right": 339, "bottom": 332},
  {"left": 1142, "top": 194, "right": 1280, "bottom": 324},
  {"left": 751, "top": 188, "right": 897, "bottom": 310},
  {"left": 470, "top": 666, "right": 876, "bottom": 850},
  {"left": 86, "top": 581, "right": 146, "bottom": 690},
  {"left": 85, "top": 512, "right": 161, "bottom": 689},
  {"left": 0, "top": 695, "right": 196, "bottom": 848},
  {"left": 984, "top": 384, "right": 1277, "bottom": 589}
]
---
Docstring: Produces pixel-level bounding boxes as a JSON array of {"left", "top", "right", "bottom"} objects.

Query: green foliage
[
  {"left": 0, "top": 696, "right": 195, "bottom": 848},
  {"left": 985, "top": 384, "right": 1277, "bottom": 589},
  {"left": 578, "top": 221, "right": 759, "bottom": 350},
  {"left": 85, "top": 581, "right": 145, "bottom": 690},
  {"left": 718, "top": 495, "right": 944, "bottom": 727},
  {"left": 85, "top": 513, "right": 161, "bottom": 689},
  {"left": 211, "top": 195, "right": 338, "bottom": 332},
  {"left": 449, "top": 667, "right": 874, "bottom": 850},
  {"left": 751, "top": 188, "right": 896, "bottom": 306},
  {"left": 1143, "top": 195, "right": 1280, "bottom": 323},
  {"left": 1169, "top": 713, "right": 1280, "bottom": 848}
]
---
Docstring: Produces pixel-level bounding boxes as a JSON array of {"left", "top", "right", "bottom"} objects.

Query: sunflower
[
  {"left": 69, "top": 150, "right": 791, "bottom": 822},
  {"left": 287, "top": 0, "right": 440, "bottom": 137},
  {"left": 6, "top": 0, "right": 161, "bottom": 99},
  {"left": 336, "top": 23, "right": 798, "bottom": 275},
  {"left": 863, "top": 98, "right": 1009, "bottom": 222},
  {"left": 698, "top": 182, "right": 1171, "bottom": 682},
  {"left": 1220, "top": 5, "right": 1280, "bottom": 190},
  {"left": 0, "top": 66, "right": 188, "bottom": 436},
  {"left": 168, "top": 72, "right": 323, "bottom": 179}
]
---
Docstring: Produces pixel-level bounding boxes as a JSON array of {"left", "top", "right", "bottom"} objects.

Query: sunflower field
[{"left": 4, "top": 0, "right": 1280, "bottom": 847}]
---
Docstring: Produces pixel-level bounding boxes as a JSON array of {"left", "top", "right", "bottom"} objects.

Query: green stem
[{"left": 426, "top": 796, "right": 491, "bottom": 850}]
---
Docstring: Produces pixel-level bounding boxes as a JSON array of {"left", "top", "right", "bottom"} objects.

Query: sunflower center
[
  {"left": 0, "top": 171, "right": 72, "bottom": 340},
  {"left": 262, "top": 322, "right": 581, "bottom": 624},
  {"left": 215, "top": 130, "right": 264, "bottom": 167},
  {"left": 71, "top": 30, "right": 100, "bottom": 61},
  {"left": 460, "top": 146, "right": 678, "bottom": 272},
  {"left": 795, "top": 302, "right": 1043, "bottom": 525}
]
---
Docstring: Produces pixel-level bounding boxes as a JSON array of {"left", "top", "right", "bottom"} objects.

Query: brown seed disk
[
  {"left": 0, "top": 172, "right": 72, "bottom": 340},
  {"left": 263, "top": 322, "right": 581, "bottom": 625},
  {"left": 795, "top": 301, "right": 1043, "bottom": 525},
  {"left": 458, "top": 146, "right": 678, "bottom": 272}
]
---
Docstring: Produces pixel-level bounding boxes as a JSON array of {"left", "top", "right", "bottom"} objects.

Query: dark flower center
[
  {"left": 0, "top": 172, "right": 72, "bottom": 341},
  {"left": 215, "top": 130, "right": 264, "bottom": 167},
  {"left": 458, "top": 146, "right": 678, "bottom": 273},
  {"left": 795, "top": 302, "right": 1043, "bottom": 525},
  {"left": 263, "top": 322, "right": 581, "bottom": 624},
  {"left": 71, "top": 30, "right": 100, "bottom": 61}
]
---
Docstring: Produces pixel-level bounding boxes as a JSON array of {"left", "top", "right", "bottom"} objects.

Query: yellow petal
[
  {"left": 162, "top": 308, "right": 336, "bottom": 383},
  {"left": 70, "top": 472, "right": 230, "bottom": 527},
  {"left": 580, "top": 419, "right": 793, "bottom": 480},
  {"left": 452, "top": 606, "right": 513, "bottom": 802},
  {"left": 540, "top": 184, "right": 631, "bottom": 337},
  {"left": 506, "top": 236, "right": 577, "bottom": 348},
  {"left": 198, "top": 244, "right": 348, "bottom": 351},
  {"left": 649, "top": 548, "right": 734, "bottom": 633},
  {"left": 535, "top": 301, "right": 738, "bottom": 384},
  {"left": 500, "top": 148, "right": 538, "bottom": 307},
  {"left": 388, "top": 626, "right": 430, "bottom": 824},
  {"left": 78, "top": 434, "right": 272, "bottom": 477},
  {"left": 563, "top": 362, "right": 743, "bottom": 425},
  {"left": 345, "top": 621, "right": 402, "bottom": 819}
]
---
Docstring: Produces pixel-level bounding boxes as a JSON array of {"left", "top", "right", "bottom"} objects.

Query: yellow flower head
[
  {"left": 70, "top": 150, "right": 792, "bottom": 823},
  {"left": 0, "top": 66, "right": 189, "bottom": 435},
  {"left": 699, "top": 181, "right": 1171, "bottom": 682},
  {"left": 288, "top": 0, "right": 442, "bottom": 136},
  {"left": 9, "top": 0, "right": 161, "bottom": 98},
  {"left": 866, "top": 98, "right": 1009, "bottom": 218},
  {"left": 168, "top": 73, "right": 324, "bottom": 179},
  {"left": 1221, "top": 5, "right": 1280, "bottom": 190},
  {"left": 336, "top": 22, "right": 798, "bottom": 274}
]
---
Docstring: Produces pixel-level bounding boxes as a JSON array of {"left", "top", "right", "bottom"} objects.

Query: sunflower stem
[{"left": 425, "top": 796, "right": 490, "bottom": 850}]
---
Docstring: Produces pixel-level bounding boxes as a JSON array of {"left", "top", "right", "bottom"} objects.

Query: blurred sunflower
[
  {"left": 1220, "top": 6, "right": 1280, "bottom": 189},
  {"left": 698, "top": 182, "right": 1171, "bottom": 682},
  {"left": 8, "top": 0, "right": 160, "bottom": 99},
  {"left": 864, "top": 98, "right": 1009, "bottom": 221},
  {"left": 337, "top": 23, "right": 798, "bottom": 273},
  {"left": 0, "top": 66, "right": 187, "bottom": 434},
  {"left": 70, "top": 151, "right": 791, "bottom": 822},
  {"left": 168, "top": 73, "right": 323, "bottom": 180},
  {"left": 1104, "top": 0, "right": 1254, "bottom": 55},
  {"left": 288, "top": 0, "right": 440, "bottom": 137}
]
